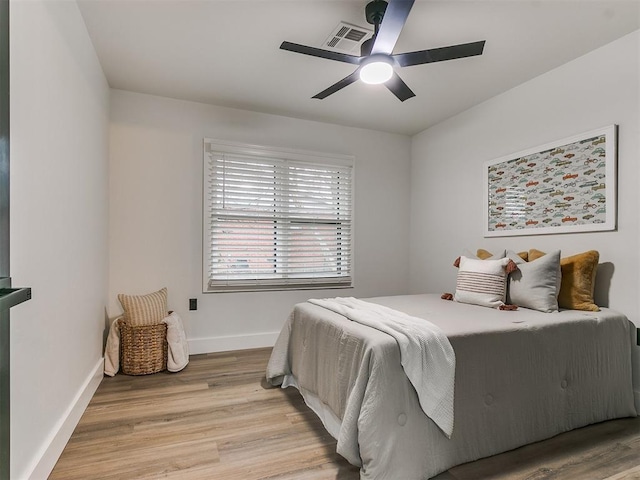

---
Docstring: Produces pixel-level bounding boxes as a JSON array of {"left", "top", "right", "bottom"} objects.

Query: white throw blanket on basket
[
  {"left": 104, "top": 312, "right": 189, "bottom": 376},
  {"left": 308, "top": 297, "right": 456, "bottom": 438}
]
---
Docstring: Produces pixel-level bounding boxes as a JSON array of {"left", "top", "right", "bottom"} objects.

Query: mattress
[{"left": 266, "top": 294, "right": 637, "bottom": 480}]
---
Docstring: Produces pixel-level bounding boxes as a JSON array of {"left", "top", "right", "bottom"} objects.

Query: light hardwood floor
[{"left": 49, "top": 348, "right": 640, "bottom": 480}]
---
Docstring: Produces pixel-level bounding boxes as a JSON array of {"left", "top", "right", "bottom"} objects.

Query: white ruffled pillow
[{"left": 454, "top": 256, "right": 512, "bottom": 308}]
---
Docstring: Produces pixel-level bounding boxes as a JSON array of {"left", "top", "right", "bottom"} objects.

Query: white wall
[
  {"left": 409, "top": 31, "right": 640, "bottom": 402},
  {"left": 9, "top": 1, "right": 109, "bottom": 478},
  {"left": 109, "top": 90, "right": 411, "bottom": 352}
]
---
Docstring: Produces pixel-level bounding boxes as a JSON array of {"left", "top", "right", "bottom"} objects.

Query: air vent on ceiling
[{"left": 323, "top": 21, "right": 372, "bottom": 54}]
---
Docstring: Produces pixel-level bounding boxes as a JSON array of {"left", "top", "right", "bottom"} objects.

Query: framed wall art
[{"left": 484, "top": 125, "right": 617, "bottom": 237}]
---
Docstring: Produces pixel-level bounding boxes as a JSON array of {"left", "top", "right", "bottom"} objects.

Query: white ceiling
[{"left": 77, "top": 0, "right": 640, "bottom": 136}]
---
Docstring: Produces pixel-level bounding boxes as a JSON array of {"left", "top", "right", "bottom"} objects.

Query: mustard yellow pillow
[
  {"left": 476, "top": 249, "right": 494, "bottom": 260},
  {"left": 528, "top": 250, "right": 599, "bottom": 311},
  {"left": 528, "top": 249, "right": 546, "bottom": 261},
  {"left": 118, "top": 287, "right": 168, "bottom": 326},
  {"left": 478, "top": 249, "right": 528, "bottom": 261}
]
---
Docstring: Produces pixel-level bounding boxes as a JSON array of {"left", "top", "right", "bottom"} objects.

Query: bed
[{"left": 266, "top": 293, "right": 637, "bottom": 480}]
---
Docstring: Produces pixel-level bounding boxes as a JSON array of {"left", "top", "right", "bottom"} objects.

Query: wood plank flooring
[{"left": 49, "top": 348, "right": 640, "bottom": 480}]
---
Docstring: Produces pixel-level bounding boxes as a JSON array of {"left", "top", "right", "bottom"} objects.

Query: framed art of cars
[{"left": 484, "top": 125, "right": 617, "bottom": 237}]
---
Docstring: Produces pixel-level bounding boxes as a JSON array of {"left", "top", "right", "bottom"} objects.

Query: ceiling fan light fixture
[
  {"left": 280, "top": 0, "right": 485, "bottom": 101},
  {"left": 359, "top": 56, "right": 394, "bottom": 84}
]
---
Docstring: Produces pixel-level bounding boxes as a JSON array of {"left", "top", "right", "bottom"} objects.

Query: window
[{"left": 203, "top": 140, "right": 353, "bottom": 292}]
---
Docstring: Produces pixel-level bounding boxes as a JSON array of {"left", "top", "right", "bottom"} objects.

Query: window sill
[{"left": 203, "top": 283, "right": 354, "bottom": 294}]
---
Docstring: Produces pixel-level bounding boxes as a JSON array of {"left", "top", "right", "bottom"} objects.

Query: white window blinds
[{"left": 203, "top": 140, "right": 353, "bottom": 292}]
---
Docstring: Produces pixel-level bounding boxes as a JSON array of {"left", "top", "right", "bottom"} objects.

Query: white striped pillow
[
  {"left": 118, "top": 287, "right": 168, "bottom": 326},
  {"left": 454, "top": 257, "right": 511, "bottom": 308}
]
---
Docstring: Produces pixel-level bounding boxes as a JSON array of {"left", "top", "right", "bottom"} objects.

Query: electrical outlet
[{"left": 189, "top": 298, "right": 197, "bottom": 311}]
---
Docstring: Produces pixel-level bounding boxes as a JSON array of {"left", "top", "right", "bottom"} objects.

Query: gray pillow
[{"left": 506, "top": 250, "right": 561, "bottom": 312}]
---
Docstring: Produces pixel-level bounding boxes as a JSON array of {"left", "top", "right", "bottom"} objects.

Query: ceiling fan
[{"left": 280, "top": 0, "right": 486, "bottom": 101}]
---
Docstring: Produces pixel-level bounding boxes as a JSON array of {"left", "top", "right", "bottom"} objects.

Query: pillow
[
  {"left": 118, "top": 287, "right": 168, "bottom": 326},
  {"left": 453, "top": 249, "right": 505, "bottom": 267},
  {"left": 477, "top": 249, "right": 527, "bottom": 261},
  {"left": 528, "top": 249, "right": 546, "bottom": 261},
  {"left": 506, "top": 250, "right": 561, "bottom": 312},
  {"left": 476, "top": 249, "right": 506, "bottom": 260},
  {"left": 454, "top": 256, "right": 514, "bottom": 308},
  {"left": 528, "top": 249, "right": 600, "bottom": 311}
]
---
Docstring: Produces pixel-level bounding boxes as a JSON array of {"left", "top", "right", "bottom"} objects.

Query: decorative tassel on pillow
[
  {"left": 453, "top": 257, "right": 461, "bottom": 268},
  {"left": 441, "top": 293, "right": 454, "bottom": 301},
  {"left": 499, "top": 260, "right": 520, "bottom": 310}
]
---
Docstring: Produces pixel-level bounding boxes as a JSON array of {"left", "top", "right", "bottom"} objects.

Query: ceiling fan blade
[
  {"left": 385, "top": 72, "right": 415, "bottom": 102},
  {"left": 371, "top": 0, "right": 415, "bottom": 55},
  {"left": 312, "top": 70, "right": 360, "bottom": 99},
  {"left": 393, "top": 40, "right": 486, "bottom": 67},
  {"left": 280, "top": 41, "right": 361, "bottom": 65}
]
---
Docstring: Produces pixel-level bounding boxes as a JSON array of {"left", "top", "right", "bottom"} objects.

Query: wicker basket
[{"left": 119, "top": 320, "right": 168, "bottom": 375}]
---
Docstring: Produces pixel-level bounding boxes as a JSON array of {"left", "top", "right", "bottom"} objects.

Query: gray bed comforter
[{"left": 266, "top": 294, "right": 637, "bottom": 480}]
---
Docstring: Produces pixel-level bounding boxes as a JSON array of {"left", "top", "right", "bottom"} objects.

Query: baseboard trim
[
  {"left": 25, "top": 357, "right": 104, "bottom": 480},
  {"left": 188, "top": 331, "right": 279, "bottom": 355}
]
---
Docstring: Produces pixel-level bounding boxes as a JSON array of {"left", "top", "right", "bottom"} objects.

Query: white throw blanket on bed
[
  {"left": 308, "top": 297, "right": 456, "bottom": 438},
  {"left": 104, "top": 312, "right": 189, "bottom": 376}
]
